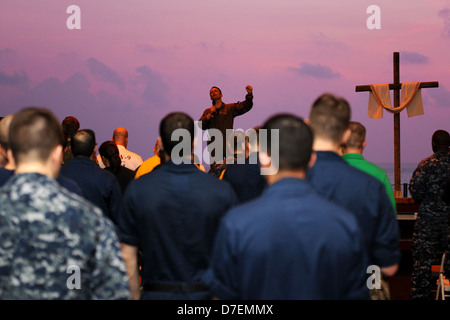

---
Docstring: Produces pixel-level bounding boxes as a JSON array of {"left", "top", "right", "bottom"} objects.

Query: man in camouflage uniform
[
  {"left": 0, "top": 107, "right": 130, "bottom": 299},
  {"left": 410, "top": 129, "right": 450, "bottom": 299}
]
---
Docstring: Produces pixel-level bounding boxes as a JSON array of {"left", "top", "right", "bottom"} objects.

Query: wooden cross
[{"left": 355, "top": 52, "right": 439, "bottom": 198}]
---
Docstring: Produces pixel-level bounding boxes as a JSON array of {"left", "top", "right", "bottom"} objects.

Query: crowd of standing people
[{"left": 0, "top": 86, "right": 448, "bottom": 300}]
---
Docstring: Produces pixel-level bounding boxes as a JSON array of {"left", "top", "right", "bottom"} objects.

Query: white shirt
[{"left": 97, "top": 144, "right": 143, "bottom": 171}]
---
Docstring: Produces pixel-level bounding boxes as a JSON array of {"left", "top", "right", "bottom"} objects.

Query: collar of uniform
[
  {"left": 315, "top": 150, "right": 343, "bottom": 162},
  {"left": 263, "top": 177, "right": 311, "bottom": 197},
  {"left": 70, "top": 156, "right": 99, "bottom": 166},
  {"left": 341, "top": 153, "right": 364, "bottom": 161},
  {"left": 164, "top": 158, "right": 200, "bottom": 172}
]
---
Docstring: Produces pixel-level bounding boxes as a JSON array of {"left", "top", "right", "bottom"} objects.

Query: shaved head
[{"left": 113, "top": 127, "right": 128, "bottom": 147}]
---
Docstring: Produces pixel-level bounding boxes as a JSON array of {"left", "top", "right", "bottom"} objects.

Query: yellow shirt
[{"left": 134, "top": 155, "right": 161, "bottom": 179}]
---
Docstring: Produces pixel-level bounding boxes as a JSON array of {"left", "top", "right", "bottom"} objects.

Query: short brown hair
[
  {"left": 308, "top": 93, "right": 351, "bottom": 144},
  {"left": 345, "top": 121, "right": 366, "bottom": 149},
  {"left": 9, "top": 107, "right": 63, "bottom": 164}
]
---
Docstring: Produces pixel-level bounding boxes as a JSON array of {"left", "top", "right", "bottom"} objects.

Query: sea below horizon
[{"left": 375, "top": 162, "right": 417, "bottom": 196}]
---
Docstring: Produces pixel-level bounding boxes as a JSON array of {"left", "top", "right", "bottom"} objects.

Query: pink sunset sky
[{"left": 1, "top": 0, "right": 449, "bottom": 171}]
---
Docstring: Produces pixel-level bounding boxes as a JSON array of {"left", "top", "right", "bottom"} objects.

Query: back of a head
[
  {"left": 9, "top": 107, "right": 62, "bottom": 165},
  {"left": 99, "top": 140, "right": 121, "bottom": 170},
  {"left": 113, "top": 127, "right": 128, "bottom": 145},
  {"left": 62, "top": 116, "right": 80, "bottom": 138},
  {"left": 345, "top": 121, "right": 366, "bottom": 150},
  {"left": 261, "top": 113, "right": 313, "bottom": 171},
  {"left": 71, "top": 129, "right": 96, "bottom": 158},
  {"left": 432, "top": 130, "right": 450, "bottom": 152},
  {"left": 308, "top": 93, "right": 351, "bottom": 144},
  {"left": 160, "top": 112, "right": 194, "bottom": 158}
]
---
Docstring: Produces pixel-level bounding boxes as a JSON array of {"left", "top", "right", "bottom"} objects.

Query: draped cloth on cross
[
  {"left": 356, "top": 52, "right": 439, "bottom": 198},
  {"left": 368, "top": 82, "right": 424, "bottom": 119}
]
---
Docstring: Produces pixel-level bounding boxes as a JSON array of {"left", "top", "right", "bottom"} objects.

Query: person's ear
[
  {"left": 6, "top": 149, "right": 16, "bottom": 168},
  {"left": 157, "top": 137, "right": 164, "bottom": 151},
  {"left": 259, "top": 150, "right": 279, "bottom": 176},
  {"left": 308, "top": 151, "right": 317, "bottom": 169},
  {"left": 258, "top": 151, "right": 270, "bottom": 168},
  {"left": 92, "top": 144, "right": 98, "bottom": 158},
  {"left": 193, "top": 136, "right": 198, "bottom": 151},
  {"left": 52, "top": 145, "right": 63, "bottom": 163},
  {"left": 48, "top": 145, "right": 63, "bottom": 178},
  {"left": 341, "top": 128, "right": 351, "bottom": 145}
]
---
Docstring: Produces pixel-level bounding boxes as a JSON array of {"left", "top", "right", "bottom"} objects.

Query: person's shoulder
[
  {"left": 136, "top": 155, "right": 160, "bottom": 175},
  {"left": 225, "top": 184, "right": 276, "bottom": 215},
  {"left": 312, "top": 190, "right": 358, "bottom": 218},
  {"left": 428, "top": 152, "right": 449, "bottom": 165},
  {"left": 196, "top": 169, "right": 240, "bottom": 201},
  {"left": 358, "top": 158, "right": 389, "bottom": 177},
  {"left": 59, "top": 184, "right": 103, "bottom": 214},
  {"left": 313, "top": 152, "right": 364, "bottom": 177},
  {"left": 57, "top": 174, "right": 82, "bottom": 196},
  {"left": 62, "top": 157, "right": 97, "bottom": 172},
  {"left": 198, "top": 168, "right": 235, "bottom": 188},
  {"left": 60, "top": 186, "right": 117, "bottom": 230},
  {"left": 0, "top": 168, "right": 14, "bottom": 187},
  {"left": 341, "top": 158, "right": 379, "bottom": 180},
  {"left": 142, "top": 154, "right": 160, "bottom": 166},
  {"left": 120, "top": 165, "right": 136, "bottom": 177},
  {"left": 221, "top": 196, "right": 263, "bottom": 224},
  {"left": 419, "top": 153, "right": 446, "bottom": 166},
  {"left": 97, "top": 165, "right": 117, "bottom": 180},
  {"left": 122, "top": 147, "right": 143, "bottom": 160},
  {"left": 315, "top": 153, "right": 387, "bottom": 191},
  {"left": 128, "top": 162, "right": 166, "bottom": 186}
]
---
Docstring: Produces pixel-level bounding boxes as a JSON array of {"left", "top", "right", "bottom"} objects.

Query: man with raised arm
[{"left": 199, "top": 85, "right": 253, "bottom": 173}]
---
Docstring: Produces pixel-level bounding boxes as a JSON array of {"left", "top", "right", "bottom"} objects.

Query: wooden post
[
  {"left": 355, "top": 52, "right": 439, "bottom": 198},
  {"left": 393, "top": 52, "right": 401, "bottom": 198}
]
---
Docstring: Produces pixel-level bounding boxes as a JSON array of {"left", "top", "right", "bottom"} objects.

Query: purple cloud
[
  {"left": 0, "top": 70, "right": 29, "bottom": 88},
  {"left": 0, "top": 48, "right": 16, "bottom": 57},
  {"left": 136, "top": 66, "right": 170, "bottom": 108},
  {"left": 424, "top": 85, "right": 450, "bottom": 108},
  {"left": 86, "top": 58, "right": 125, "bottom": 90},
  {"left": 438, "top": 8, "right": 450, "bottom": 38},
  {"left": 288, "top": 62, "right": 341, "bottom": 79},
  {"left": 401, "top": 51, "right": 429, "bottom": 64}
]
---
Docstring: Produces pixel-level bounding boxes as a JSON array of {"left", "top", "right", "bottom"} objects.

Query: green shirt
[{"left": 342, "top": 153, "right": 397, "bottom": 214}]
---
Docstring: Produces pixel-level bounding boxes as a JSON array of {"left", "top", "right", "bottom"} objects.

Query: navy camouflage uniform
[
  {"left": 409, "top": 151, "right": 450, "bottom": 299},
  {"left": 0, "top": 173, "right": 131, "bottom": 299}
]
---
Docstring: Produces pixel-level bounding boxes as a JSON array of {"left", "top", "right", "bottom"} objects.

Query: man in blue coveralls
[
  {"left": 307, "top": 93, "right": 400, "bottom": 299},
  {"left": 118, "top": 112, "right": 238, "bottom": 300},
  {"left": 203, "top": 113, "right": 370, "bottom": 299}
]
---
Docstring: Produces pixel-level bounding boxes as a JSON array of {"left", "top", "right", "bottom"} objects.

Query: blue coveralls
[
  {"left": 203, "top": 178, "right": 370, "bottom": 299},
  {"left": 118, "top": 159, "right": 238, "bottom": 299}
]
